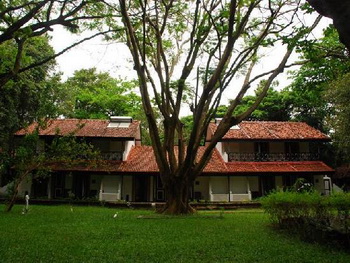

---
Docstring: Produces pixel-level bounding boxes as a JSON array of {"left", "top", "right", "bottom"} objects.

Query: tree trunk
[
  {"left": 5, "top": 182, "right": 19, "bottom": 212},
  {"left": 160, "top": 177, "right": 196, "bottom": 215}
]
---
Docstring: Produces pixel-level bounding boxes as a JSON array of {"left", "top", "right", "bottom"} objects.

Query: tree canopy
[{"left": 118, "top": 0, "right": 323, "bottom": 214}]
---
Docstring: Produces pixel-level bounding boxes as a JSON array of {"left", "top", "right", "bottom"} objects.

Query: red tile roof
[
  {"left": 48, "top": 146, "right": 227, "bottom": 173},
  {"left": 209, "top": 121, "right": 330, "bottom": 141},
  {"left": 48, "top": 160, "right": 123, "bottom": 173},
  {"left": 120, "top": 146, "right": 159, "bottom": 173},
  {"left": 15, "top": 119, "right": 140, "bottom": 138},
  {"left": 119, "top": 146, "right": 228, "bottom": 173},
  {"left": 225, "top": 161, "right": 334, "bottom": 174}
]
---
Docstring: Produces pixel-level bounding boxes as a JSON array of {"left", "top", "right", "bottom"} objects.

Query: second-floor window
[{"left": 285, "top": 142, "right": 300, "bottom": 161}]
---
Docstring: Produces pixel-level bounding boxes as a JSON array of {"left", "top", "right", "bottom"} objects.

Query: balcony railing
[
  {"left": 228, "top": 152, "right": 320, "bottom": 162},
  {"left": 100, "top": 151, "right": 123, "bottom": 161},
  {"left": 73, "top": 151, "right": 123, "bottom": 161}
]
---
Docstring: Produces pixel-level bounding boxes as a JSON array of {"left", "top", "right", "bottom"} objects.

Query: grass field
[{"left": 1, "top": 205, "right": 349, "bottom": 263}]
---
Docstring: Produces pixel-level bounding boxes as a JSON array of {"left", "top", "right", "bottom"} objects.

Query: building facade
[{"left": 15, "top": 117, "right": 334, "bottom": 202}]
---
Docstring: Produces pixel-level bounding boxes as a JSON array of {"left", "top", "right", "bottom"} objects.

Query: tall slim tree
[{"left": 118, "top": 0, "right": 323, "bottom": 214}]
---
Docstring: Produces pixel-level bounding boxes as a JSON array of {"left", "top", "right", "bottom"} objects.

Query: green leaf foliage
[
  {"left": 61, "top": 68, "right": 143, "bottom": 119},
  {"left": 0, "top": 36, "right": 61, "bottom": 151}
]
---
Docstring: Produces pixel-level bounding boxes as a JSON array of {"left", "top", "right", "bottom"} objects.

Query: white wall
[
  {"left": 210, "top": 176, "right": 229, "bottom": 201},
  {"left": 90, "top": 175, "right": 102, "bottom": 194},
  {"left": 123, "top": 140, "right": 135, "bottom": 160},
  {"left": 100, "top": 175, "right": 121, "bottom": 201},
  {"left": 314, "top": 175, "right": 323, "bottom": 192},
  {"left": 229, "top": 177, "right": 251, "bottom": 201},
  {"left": 18, "top": 176, "right": 32, "bottom": 196},
  {"left": 194, "top": 177, "right": 210, "bottom": 201},
  {"left": 248, "top": 177, "right": 259, "bottom": 192}
]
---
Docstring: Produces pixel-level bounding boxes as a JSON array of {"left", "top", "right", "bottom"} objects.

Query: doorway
[
  {"left": 260, "top": 176, "right": 275, "bottom": 195},
  {"left": 134, "top": 176, "right": 149, "bottom": 202}
]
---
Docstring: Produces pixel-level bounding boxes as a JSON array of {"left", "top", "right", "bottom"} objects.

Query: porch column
[
  {"left": 149, "top": 176, "right": 154, "bottom": 202},
  {"left": 247, "top": 176, "right": 252, "bottom": 200},
  {"left": 99, "top": 176, "right": 104, "bottom": 201},
  {"left": 48, "top": 176, "right": 52, "bottom": 199},
  {"left": 228, "top": 176, "right": 231, "bottom": 202},
  {"left": 209, "top": 176, "right": 212, "bottom": 201}
]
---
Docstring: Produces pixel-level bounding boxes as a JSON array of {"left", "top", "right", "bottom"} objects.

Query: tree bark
[
  {"left": 5, "top": 179, "right": 20, "bottom": 212},
  {"left": 160, "top": 176, "right": 196, "bottom": 215},
  {"left": 307, "top": 0, "right": 350, "bottom": 51}
]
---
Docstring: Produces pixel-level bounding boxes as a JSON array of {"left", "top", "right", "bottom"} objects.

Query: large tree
[
  {"left": 118, "top": 0, "right": 322, "bottom": 214},
  {"left": 307, "top": 0, "right": 350, "bottom": 51},
  {"left": 0, "top": 0, "right": 118, "bottom": 88}
]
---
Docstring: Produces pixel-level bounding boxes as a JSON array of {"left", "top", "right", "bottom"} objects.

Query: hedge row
[{"left": 261, "top": 191, "right": 350, "bottom": 247}]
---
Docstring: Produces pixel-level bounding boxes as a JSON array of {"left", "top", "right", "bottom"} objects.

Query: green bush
[
  {"left": 261, "top": 190, "right": 328, "bottom": 226},
  {"left": 262, "top": 191, "right": 350, "bottom": 248}
]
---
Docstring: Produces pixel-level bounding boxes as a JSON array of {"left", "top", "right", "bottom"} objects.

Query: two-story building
[
  {"left": 15, "top": 117, "right": 141, "bottom": 201},
  {"left": 203, "top": 120, "right": 334, "bottom": 201},
  {"left": 14, "top": 117, "right": 334, "bottom": 203}
]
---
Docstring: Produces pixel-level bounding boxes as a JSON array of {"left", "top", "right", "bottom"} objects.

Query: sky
[
  {"left": 50, "top": 27, "right": 137, "bottom": 81},
  {"left": 49, "top": 16, "right": 332, "bottom": 115}
]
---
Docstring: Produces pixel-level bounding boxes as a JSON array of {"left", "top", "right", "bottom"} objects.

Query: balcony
[{"left": 228, "top": 152, "right": 320, "bottom": 162}]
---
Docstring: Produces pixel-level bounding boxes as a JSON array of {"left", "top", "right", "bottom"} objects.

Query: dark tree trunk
[
  {"left": 307, "top": 0, "right": 350, "bottom": 51},
  {"left": 5, "top": 181, "right": 19, "bottom": 212},
  {"left": 160, "top": 176, "right": 196, "bottom": 215}
]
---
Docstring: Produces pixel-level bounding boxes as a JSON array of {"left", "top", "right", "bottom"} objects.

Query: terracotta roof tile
[
  {"left": 48, "top": 149, "right": 334, "bottom": 175},
  {"left": 120, "top": 146, "right": 159, "bottom": 172},
  {"left": 225, "top": 161, "right": 334, "bottom": 174},
  {"left": 209, "top": 121, "right": 330, "bottom": 141},
  {"left": 48, "top": 160, "right": 123, "bottom": 172},
  {"left": 15, "top": 119, "right": 140, "bottom": 138},
  {"left": 119, "top": 146, "right": 227, "bottom": 173}
]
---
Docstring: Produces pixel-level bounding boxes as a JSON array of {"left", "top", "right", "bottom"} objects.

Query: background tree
[
  {"left": 61, "top": 68, "right": 143, "bottom": 119},
  {"left": 0, "top": 36, "right": 61, "bottom": 154},
  {"left": 118, "top": 0, "right": 322, "bottom": 214},
  {"left": 326, "top": 73, "right": 350, "bottom": 163},
  {"left": 59, "top": 68, "right": 156, "bottom": 144},
  {"left": 285, "top": 25, "right": 350, "bottom": 132},
  {"left": 216, "top": 85, "right": 291, "bottom": 121}
]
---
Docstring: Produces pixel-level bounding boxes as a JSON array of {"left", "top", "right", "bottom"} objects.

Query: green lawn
[{"left": 0, "top": 205, "right": 349, "bottom": 263}]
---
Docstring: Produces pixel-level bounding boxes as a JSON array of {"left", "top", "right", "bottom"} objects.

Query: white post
[
  {"left": 323, "top": 176, "right": 332, "bottom": 195},
  {"left": 247, "top": 177, "right": 252, "bottom": 200},
  {"left": 99, "top": 177, "right": 104, "bottom": 201}
]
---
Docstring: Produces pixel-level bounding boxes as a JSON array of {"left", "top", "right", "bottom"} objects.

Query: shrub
[
  {"left": 262, "top": 190, "right": 350, "bottom": 248},
  {"left": 261, "top": 190, "right": 328, "bottom": 226}
]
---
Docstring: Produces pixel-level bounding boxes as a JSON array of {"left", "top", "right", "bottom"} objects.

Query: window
[
  {"left": 254, "top": 142, "right": 269, "bottom": 161},
  {"left": 285, "top": 142, "right": 300, "bottom": 161}
]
